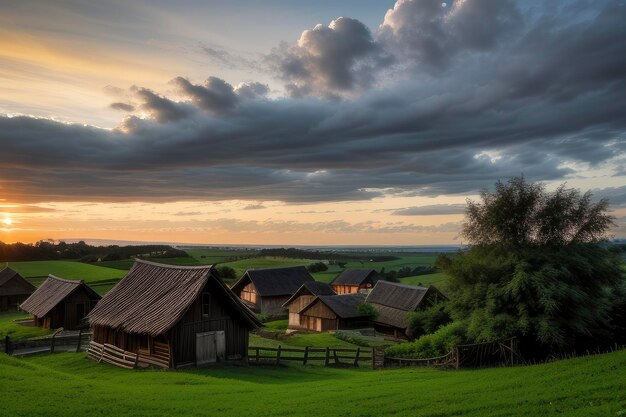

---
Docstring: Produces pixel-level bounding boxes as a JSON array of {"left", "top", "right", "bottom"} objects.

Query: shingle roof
[
  {"left": 0, "top": 267, "right": 35, "bottom": 295},
  {"left": 331, "top": 269, "right": 377, "bottom": 286},
  {"left": 282, "top": 281, "right": 336, "bottom": 307},
  {"left": 232, "top": 266, "right": 315, "bottom": 297},
  {"left": 88, "top": 259, "right": 259, "bottom": 336},
  {"left": 21, "top": 275, "right": 100, "bottom": 318},
  {"left": 307, "top": 293, "right": 367, "bottom": 319},
  {"left": 365, "top": 281, "right": 446, "bottom": 330}
]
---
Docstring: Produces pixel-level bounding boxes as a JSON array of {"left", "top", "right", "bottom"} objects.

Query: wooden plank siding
[
  {"left": 300, "top": 299, "right": 338, "bottom": 332},
  {"left": 34, "top": 287, "right": 97, "bottom": 330}
]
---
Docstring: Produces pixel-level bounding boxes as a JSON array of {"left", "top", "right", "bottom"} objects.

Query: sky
[{"left": 0, "top": 0, "right": 625, "bottom": 246}]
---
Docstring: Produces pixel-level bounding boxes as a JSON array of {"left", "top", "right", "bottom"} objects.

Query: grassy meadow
[
  {"left": 0, "top": 350, "right": 623, "bottom": 417},
  {"left": 0, "top": 312, "right": 51, "bottom": 339},
  {"left": 8, "top": 260, "right": 127, "bottom": 286}
]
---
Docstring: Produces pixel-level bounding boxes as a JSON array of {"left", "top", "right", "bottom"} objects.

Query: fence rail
[
  {"left": 3, "top": 331, "right": 91, "bottom": 357},
  {"left": 248, "top": 345, "right": 372, "bottom": 367}
]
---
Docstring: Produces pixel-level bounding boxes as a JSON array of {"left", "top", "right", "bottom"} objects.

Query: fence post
[
  {"left": 276, "top": 345, "right": 282, "bottom": 366},
  {"left": 303, "top": 346, "right": 309, "bottom": 365},
  {"left": 76, "top": 329, "right": 83, "bottom": 352},
  {"left": 354, "top": 347, "right": 360, "bottom": 367},
  {"left": 333, "top": 349, "right": 339, "bottom": 365},
  {"left": 50, "top": 333, "right": 56, "bottom": 353},
  {"left": 5, "top": 335, "right": 10, "bottom": 355},
  {"left": 324, "top": 347, "right": 330, "bottom": 367}
]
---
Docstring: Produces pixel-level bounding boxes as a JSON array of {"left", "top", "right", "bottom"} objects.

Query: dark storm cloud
[
  {"left": 0, "top": 0, "right": 625, "bottom": 205},
  {"left": 392, "top": 204, "right": 466, "bottom": 216}
]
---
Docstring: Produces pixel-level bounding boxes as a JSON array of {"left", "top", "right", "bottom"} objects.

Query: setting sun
[{"left": 3, "top": 217, "right": 12, "bottom": 226}]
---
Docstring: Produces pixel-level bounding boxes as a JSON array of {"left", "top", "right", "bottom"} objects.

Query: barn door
[
  {"left": 196, "top": 332, "right": 216, "bottom": 365},
  {"left": 215, "top": 330, "right": 225, "bottom": 361}
]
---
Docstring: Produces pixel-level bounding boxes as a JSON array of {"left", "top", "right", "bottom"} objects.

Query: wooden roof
[
  {"left": 331, "top": 269, "right": 377, "bottom": 286},
  {"left": 231, "top": 266, "right": 315, "bottom": 297},
  {"left": 365, "top": 281, "right": 446, "bottom": 330},
  {"left": 88, "top": 259, "right": 260, "bottom": 336},
  {"left": 21, "top": 275, "right": 100, "bottom": 318},
  {"left": 282, "top": 281, "right": 336, "bottom": 308},
  {"left": 0, "top": 267, "right": 35, "bottom": 296},
  {"left": 301, "top": 293, "right": 366, "bottom": 319}
]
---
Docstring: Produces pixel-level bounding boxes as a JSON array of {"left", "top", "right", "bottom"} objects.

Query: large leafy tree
[{"left": 438, "top": 176, "right": 624, "bottom": 353}]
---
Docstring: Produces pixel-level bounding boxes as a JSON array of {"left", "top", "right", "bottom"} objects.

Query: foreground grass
[
  {"left": 9, "top": 260, "right": 126, "bottom": 285},
  {"left": 0, "top": 350, "right": 624, "bottom": 416},
  {"left": 0, "top": 312, "right": 51, "bottom": 339}
]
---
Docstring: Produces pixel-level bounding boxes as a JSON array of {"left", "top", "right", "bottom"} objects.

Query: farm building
[
  {"left": 330, "top": 269, "right": 377, "bottom": 294},
  {"left": 0, "top": 267, "right": 35, "bottom": 311},
  {"left": 365, "top": 280, "right": 446, "bottom": 339},
  {"left": 298, "top": 293, "right": 369, "bottom": 332},
  {"left": 88, "top": 260, "right": 260, "bottom": 368},
  {"left": 230, "top": 266, "right": 315, "bottom": 315},
  {"left": 20, "top": 275, "right": 101, "bottom": 330},
  {"left": 283, "top": 281, "right": 336, "bottom": 330}
]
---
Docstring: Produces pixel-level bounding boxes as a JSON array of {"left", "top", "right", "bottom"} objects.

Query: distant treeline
[
  {"left": 0, "top": 240, "right": 188, "bottom": 262},
  {"left": 378, "top": 266, "right": 438, "bottom": 282},
  {"left": 257, "top": 247, "right": 399, "bottom": 262}
]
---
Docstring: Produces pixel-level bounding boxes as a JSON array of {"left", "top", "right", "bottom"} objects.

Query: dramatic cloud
[
  {"left": 392, "top": 204, "right": 466, "bottom": 216},
  {"left": 268, "top": 17, "right": 386, "bottom": 98},
  {"left": 242, "top": 203, "right": 266, "bottom": 210},
  {"left": 0, "top": 0, "right": 625, "bottom": 211}
]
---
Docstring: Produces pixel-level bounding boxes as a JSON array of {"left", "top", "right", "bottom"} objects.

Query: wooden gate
[{"left": 195, "top": 330, "right": 225, "bottom": 365}]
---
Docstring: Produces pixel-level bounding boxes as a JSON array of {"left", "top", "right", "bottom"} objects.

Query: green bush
[
  {"left": 357, "top": 303, "right": 379, "bottom": 319},
  {"left": 307, "top": 262, "right": 328, "bottom": 273},
  {"left": 216, "top": 265, "right": 237, "bottom": 279},
  {"left": 385, "top": 322, "right": 467, "bottom": 359},
  {"left": 335, "top": 330, "right": 370, "bottom": 347},
  {"left": 406, "top": 302, "right": 451, "bottom": 339}
]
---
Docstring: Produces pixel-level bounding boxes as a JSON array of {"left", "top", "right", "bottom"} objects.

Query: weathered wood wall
[
  {"left": 36, "top": 287, "right": 97, "bottom": 330},
  {"left": 287, "top": 294, "right": 316, "bottom": 328}
]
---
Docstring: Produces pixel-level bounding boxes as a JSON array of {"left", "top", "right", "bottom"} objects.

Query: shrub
[
  {"left": 406, "top": 303, "right": 451, "bottom": 339},
  {"left": 307, "top": 262, "right": 328, "bottom": 273},
  {"left": 385, "top": 322, "right": 467, "bottom": 359},
  {"left": 335, "top": 330, "right": 370, "bottom": 347},
  {"left": 216, "top": 265, "right": 237, "bottom": 280},
  {"left": 357, "top": 303, "right": 379, "bottom": 319}
]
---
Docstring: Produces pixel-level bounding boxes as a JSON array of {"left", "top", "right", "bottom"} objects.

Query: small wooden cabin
[
  {"left": 282, "top": 281, "right": 335, "bottom": 330},
  {"left": 330, "top": 269, "right": 376, "bottom": 294},
  {"left": 230, "top": 266, "right": 315, "bottom": 316},
  {"left": 20, "top": 275, "right": 101, "bottom": 330},
  {"left": 365, "top": 280, "right": 446, "bottom": 339},
  {"left": 88, "top": 260, "right": 260, "bottom": 368},
  {"left": 298, "top": 293, "right": 368, "bottom": 332},
  {"left": 0, "top": 267, "right": 35, "bottom": 311}
]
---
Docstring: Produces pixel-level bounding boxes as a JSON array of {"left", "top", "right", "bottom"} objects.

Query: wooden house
[
  {"left": 88, "top": 260, "right": 260, "bottom": 368},
  {"left": 282, "top": 281, "right": 335, "bottom": 330},
  {"left": 365, "top": 280, "right": 446, "bottom": 339},
  {"left": 0, "top": 267, "right": 35, "bottom": 311},
  {"left": 230, "top": 266, "right": 314, "bottom": 316},
  {"left": 20, "top": 275, "right": 101, "bottom": 330},
  {"left": 330, "top": 269, "right": 376, "bottom": 294},
  {"left": 298, "top": 293, "right": 369, "bottom": 332}
]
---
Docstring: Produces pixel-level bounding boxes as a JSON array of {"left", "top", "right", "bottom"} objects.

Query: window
[{"left": 201, "top": 292, "right": 211, "bottom": 317}]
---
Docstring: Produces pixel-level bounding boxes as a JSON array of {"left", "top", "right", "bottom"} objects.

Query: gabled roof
[
  {"left": 21, "top": 275, "right": 100, "bottom": 318},
  {"left": 88, "top": 259, "right": 260, "bottom": 336},
  {"left": 282, "top": 281, "right": 336, "bottom": 308},
  {"left": 231, "top": 266, "right": 315, "bottom": 297},
  {"left": 302, "top": 293, "right": 367, "bottom": 319},
  {"left": 0, "top": 267, "right": 35, "bottom": 295},
  {"left": 365, "top": 281, "right": 446, "bottom": 330},
  {"left": 331, "top": 269, "right": 377, "bottom": 286}
]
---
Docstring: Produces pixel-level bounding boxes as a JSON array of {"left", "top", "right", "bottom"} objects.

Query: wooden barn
[
  {"left": 298, "top": 293, "right": 369, "bottom": 332},
  {"left": 365, "top": 280, "right": 446, "bottom": 339},
  {"left": 88, "top": 260, "right": 260, "bottom": 368},
  {"left": 20, "top": 275, "right": 101, "bottom": 330},
  {"left": 230, "top": 266, "right": 315, "bottom": 316},
  {"left": 0, "top": 267, "right": 35, "bottom": 311},
  {"left": 282, "top": 281, "right": 335, "bottom": 330},
  {"left": 330, "top": 269, "right": 377, "bottom": 294}
]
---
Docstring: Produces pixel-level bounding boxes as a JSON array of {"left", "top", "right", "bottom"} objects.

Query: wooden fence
[
  {"left": 383, "top": 338, "right": 523, "bottom": 369},
  {"left": 86, "top": 341, "right": 170, "bottom": 369},
  {"left": 248, "top": 345, "right": 372, "bottom": 367},
  {"left": 2, "top": 330, "right": 91, "bottom": 356}
]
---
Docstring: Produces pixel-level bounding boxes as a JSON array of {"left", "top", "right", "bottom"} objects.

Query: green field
[
  {"left": 0, "top": 312, "right": 51, "bottom": 339},
  {"left": 8, "top": 260, "right": 127, "bottom": 286},
  {"left": 184, "top": 247, "right": 259, "bottom": 264},
  {"left": 0, "top": 350, "right": 623, "bottom": 416},
  {"left": 399, "top": 272, "right": 448, "bottom": 287}
]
